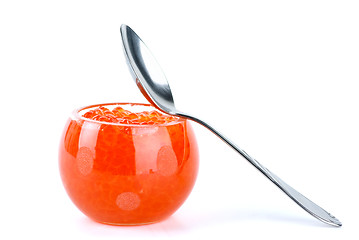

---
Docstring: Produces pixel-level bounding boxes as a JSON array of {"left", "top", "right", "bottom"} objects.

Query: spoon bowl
[
  {"left": 120, "top": 24, "right": 342, "bottom": 227},
  {"left": 120, "top": 25, "right": 176, "bottom": 114}
]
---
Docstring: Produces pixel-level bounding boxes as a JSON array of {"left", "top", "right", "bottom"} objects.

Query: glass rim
[{"left": 71, "top": 102, "right": 185, "bottom": 127}]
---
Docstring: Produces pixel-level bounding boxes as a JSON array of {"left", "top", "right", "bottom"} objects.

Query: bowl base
[{"left": 95, "top": 219, "right": 164, "bottom": 226}]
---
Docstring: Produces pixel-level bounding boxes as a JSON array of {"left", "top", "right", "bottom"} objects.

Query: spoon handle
[{"left": 178, "top": 112, "right": 341, "bottom": 227}]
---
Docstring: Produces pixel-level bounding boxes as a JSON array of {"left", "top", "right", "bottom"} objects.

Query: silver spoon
[{"left": 120, "top": 24, "right": 342, "bottom": 227}]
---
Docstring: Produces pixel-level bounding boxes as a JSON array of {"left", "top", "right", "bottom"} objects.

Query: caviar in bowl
[{"left": 59, "top": 103, "right": 199, "bottom": 225}]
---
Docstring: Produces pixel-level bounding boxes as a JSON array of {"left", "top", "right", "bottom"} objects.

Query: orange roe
[
  {"left": 82, "top": 106, "right": 177, "bottom": 125},
  {"left": 59, "top": 103, "right": 199, "bottom": 225}
]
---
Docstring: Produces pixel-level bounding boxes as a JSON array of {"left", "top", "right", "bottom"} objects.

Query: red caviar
[
  {"left": 82, "top": 106, "right": 177, "bottom": 125},
  {"left": 59, "top": 103, "right": 199, "bottom": 225}
]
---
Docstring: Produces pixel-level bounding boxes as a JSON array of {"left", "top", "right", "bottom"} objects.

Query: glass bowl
[{"left": 58, "top": 103, "right": 199, "bottom": 225}]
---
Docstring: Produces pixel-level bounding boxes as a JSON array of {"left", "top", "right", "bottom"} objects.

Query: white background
[{"left": 0, "top": 1, "right": 358, "bottom": 239}]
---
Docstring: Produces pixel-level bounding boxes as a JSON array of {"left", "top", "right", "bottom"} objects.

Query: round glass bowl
[{"left": 59, "top": 103, "right": 199, "bottom": 225}]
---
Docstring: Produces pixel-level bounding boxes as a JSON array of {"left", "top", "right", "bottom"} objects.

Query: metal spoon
[{"left": 120, "top": 24, "right": 342, "bottom": 227}]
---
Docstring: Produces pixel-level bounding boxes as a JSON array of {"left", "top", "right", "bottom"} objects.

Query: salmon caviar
[
  {"left": 82, "top": 106, "right": 177, "bottom": 125},
  {"left": 59, "top": 103, "right": 199, "bottom": 225}
]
